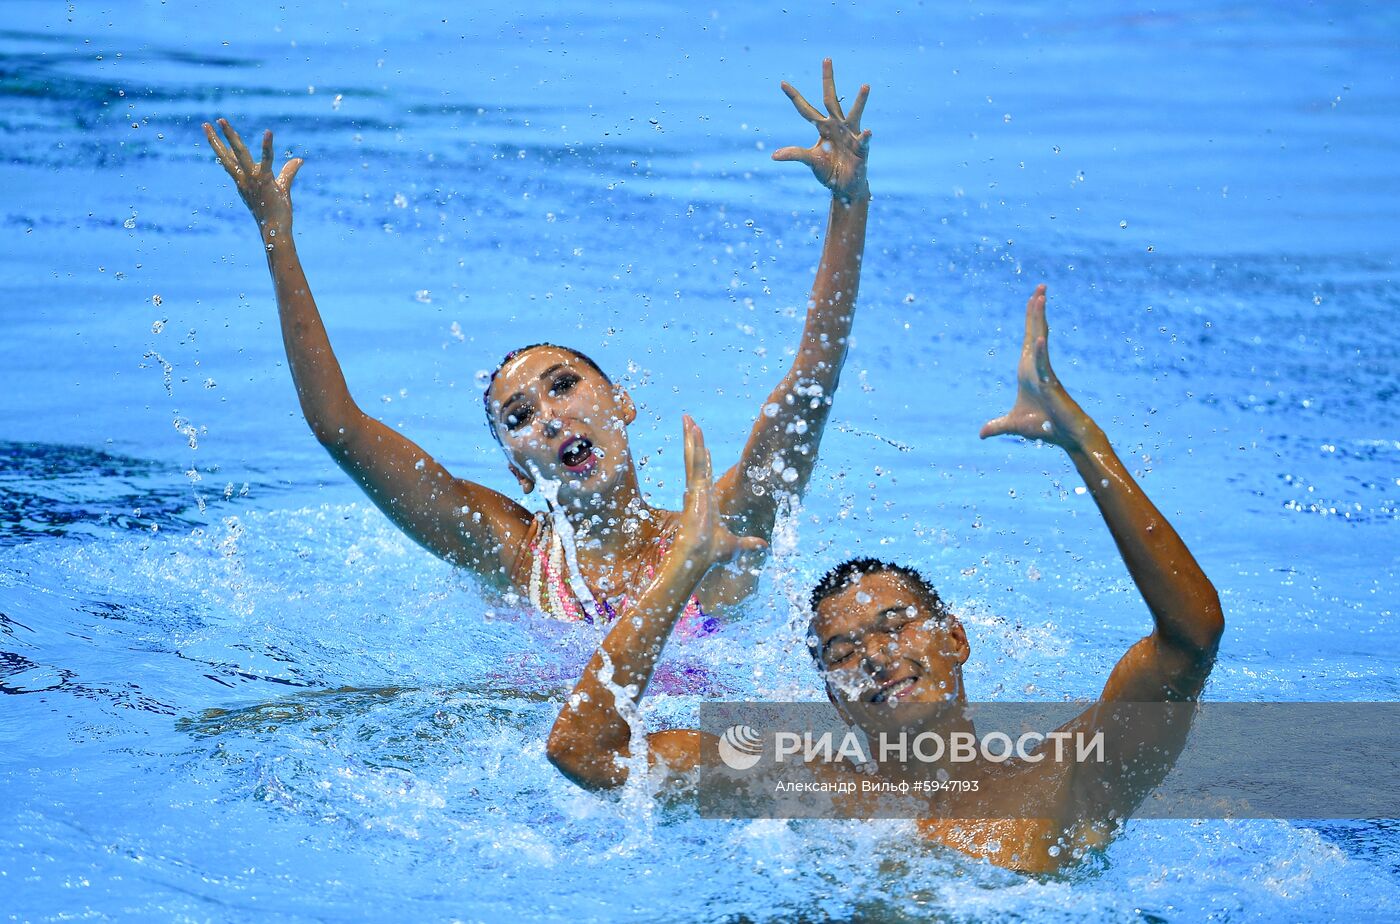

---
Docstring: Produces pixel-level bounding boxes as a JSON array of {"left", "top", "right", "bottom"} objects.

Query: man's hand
[
  {"left": 772, "top": 58, "right": 871, "bottom": 203},
  {"left": 204, "top": 118, "right": 303, "bottom": 235},
  {"left": 674, "top": 416, "right": 767, "bottom": 574},
  {"left": 979, "top": 285, "right": 1096, "bottom": 451}
]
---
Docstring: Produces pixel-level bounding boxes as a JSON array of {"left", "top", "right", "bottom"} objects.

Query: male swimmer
[
  {"left": 202, "top": 60, "right": 871, "bottom": 628},
  {"left": 547, "top": 285, "right": 1224, "bottom": 873}
]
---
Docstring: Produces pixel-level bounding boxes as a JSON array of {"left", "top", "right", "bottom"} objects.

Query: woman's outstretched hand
[
  {"left": 675, "top": 416, "right": 768, "bottom": 573},
  {"left": 203, "top": 118, "right": 302, "bottom": 235},
  {"left": 772, "top": 58, "right": 871, "bottom": 203},
  {"left": 980, "top": 285, "right": 1096, "bottom": 451}
]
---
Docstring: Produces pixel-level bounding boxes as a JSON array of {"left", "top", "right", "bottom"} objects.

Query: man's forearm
[{"left": 1066, "top": 428, "right": 1223, "bottom": 654}]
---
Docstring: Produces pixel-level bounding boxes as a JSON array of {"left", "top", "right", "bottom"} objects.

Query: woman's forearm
[
  {"left": 262, "top": 232, "right": 361, "bottom": 445},
  {"left": 796, "top": 193, "right": 867, "bottom": 384},
  {"left": 547, "top": 552, "right": 709, "bottom": 788},
  {"left": 725, "top": 192, "right": 868, "bottom": 536}
]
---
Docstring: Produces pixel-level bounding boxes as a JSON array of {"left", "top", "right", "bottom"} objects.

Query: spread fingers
[{"left": 781, "top": 81, "right": 824, "bottom": 124}]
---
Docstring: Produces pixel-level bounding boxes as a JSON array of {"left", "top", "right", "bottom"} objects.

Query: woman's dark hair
[{"left": 482, "top": 343, "right": 612, "bottom": 443}]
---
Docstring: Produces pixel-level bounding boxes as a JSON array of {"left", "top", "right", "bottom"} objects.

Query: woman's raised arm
[
  {"left": 205, "top": 119, "right": 532, "bottom": 583},
  {"left": 715, "top": 59, "right": 871, "bottom": 540}
]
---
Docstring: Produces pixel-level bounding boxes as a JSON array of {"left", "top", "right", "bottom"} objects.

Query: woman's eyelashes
[
  {"left": 548, "top": 372, "right": 580, "bottom": 397},
  {"left": 503, "top": 372, "right": 581, "bottom": 431},
  {"left": 504, "top": 403, "right": 535, "bottom": 431}
]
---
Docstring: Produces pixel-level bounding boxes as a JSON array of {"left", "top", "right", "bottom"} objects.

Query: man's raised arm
[
  {"left": 981, "top": 285, "right": 1223, "bottom": 700},
  {"left": 547, "top": 418, "right": 764, "bottom": 790},
  {"left": 204, "top": 119, "right": 531, "bottom": 583},
  {"left": 716, "top": 59, "right": 871, "bottom": 540},
  {"left": 982, "top": 284, "right": 1224, "bottom": 822}
]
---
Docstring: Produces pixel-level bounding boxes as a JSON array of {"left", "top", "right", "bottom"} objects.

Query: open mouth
[
  {"left": 558, "top": 437, "right": 597, "bottom": 474},
  {"left": 871, "top": 677, "right": 918, "bottom": 704}
]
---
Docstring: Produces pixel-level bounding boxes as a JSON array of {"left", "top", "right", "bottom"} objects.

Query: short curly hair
[{"left": 806, "top": 557, "right": 949, "bottom": 662}]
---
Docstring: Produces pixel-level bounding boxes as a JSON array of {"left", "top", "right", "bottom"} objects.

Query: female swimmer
[{"left": 204, "top": 59, "right": 871, "bottom": 628}]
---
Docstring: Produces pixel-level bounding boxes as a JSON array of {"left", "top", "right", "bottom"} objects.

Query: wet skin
[
  {"left": 810, "top": 571, "right": 970, "bottom": 715},
  {"left": 202, "top": 57, "right": 872, "bottom": 617},
  {"left": 548, "top": 285, "right": 1224, "bottom": 875},
  {"left": 809, "top": 571, "right": 1109, "bottom": 873},
  {"left": 484, "top": 345, "right": 698, "bottom": 600},
  {"left": 487, "top": 348, "right": 637, "bottom": 495}
]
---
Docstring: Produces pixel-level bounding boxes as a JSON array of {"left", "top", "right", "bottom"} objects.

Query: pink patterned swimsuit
[{"left": 520, "top": 513, "right": 720, "bottom": 640}]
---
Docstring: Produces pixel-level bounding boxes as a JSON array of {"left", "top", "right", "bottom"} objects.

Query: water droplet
[
  {"left": 1041, "top": 421, "right": 1052, "bottom": 432},
  {"left": 1119, "top": 220, "right": 1128, "bottom": 229}
]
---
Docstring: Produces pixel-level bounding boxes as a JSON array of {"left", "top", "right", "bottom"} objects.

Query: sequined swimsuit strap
[{"left": 528, "top": 515, "right": 587, "bottom": 622}]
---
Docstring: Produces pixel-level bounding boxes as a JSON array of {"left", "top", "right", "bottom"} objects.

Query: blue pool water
[{"left": 3, "top": 1, "right": 1398, "bottom": 920}]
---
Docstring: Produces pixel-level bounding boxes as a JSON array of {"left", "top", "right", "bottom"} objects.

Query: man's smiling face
[{"left": 810, "top": 569, "right": 969, "bottom": 731}]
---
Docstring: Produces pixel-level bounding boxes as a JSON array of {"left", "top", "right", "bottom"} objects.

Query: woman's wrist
[
  {"left": 659, "top": 536, "right": 716, "bottom": 587},
  {"left": 258, "top": 218, "right": 293, "bottom": 246},
  {"left": 833, "top": 182, "right": 870, "bottom": 206}
]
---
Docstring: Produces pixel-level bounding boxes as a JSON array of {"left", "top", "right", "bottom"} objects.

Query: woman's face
[{"left": 486, "top": 346, "right": 636, "bottom": 497}]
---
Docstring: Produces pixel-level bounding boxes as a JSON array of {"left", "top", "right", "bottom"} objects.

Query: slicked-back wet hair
[
  {"left": 806, "top": 557, "right": 949, "bottom": 662},
  {"left": 482, "top": 343, "right": 613, "bottom": 444}
]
